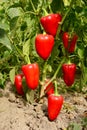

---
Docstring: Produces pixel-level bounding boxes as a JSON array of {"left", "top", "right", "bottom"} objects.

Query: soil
[{"left": 0, "top": 82, "right": 87, "bottom": 130}]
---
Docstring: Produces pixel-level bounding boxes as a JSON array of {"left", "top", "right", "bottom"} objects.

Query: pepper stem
[
  {"left": 27, "top": 57, "right": 31, "bottom": 64},
  {"left": 42, "top": 8, "right": 48, "bottom": 16},
  {"left": 54, "top": 81, "right": 59, "bottom": 96},
  {"left": 68, "top": 59, "right": 71, "bottom": 64}
]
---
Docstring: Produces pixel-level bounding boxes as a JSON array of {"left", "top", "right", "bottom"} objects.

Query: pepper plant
[{"left": 0, "top": 0, "right": 87, "bottom": 120}]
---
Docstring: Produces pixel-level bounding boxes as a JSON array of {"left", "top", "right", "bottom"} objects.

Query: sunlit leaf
[
  {"left": 7, "top": 7, "right": 23, "bottom": 19},
  {"left": 9, "top": 67, "right": 15, "bottom": 84},
  {"left": 0, "top": 0, "right": 7, "bottom": 4},
  {"left": 26, "top": 89, "right": 34, "bottom": 103},
  {"left": 0, "top": 72, "right": 5, "bottom": 88},
  {"left": 0, "top": 22, "right": 9, "bottom": 31},
  {"left": 73, "top": 123, "right": 81, "bottom": 130},
  {"left": 23, "top": 39, "right": 30, "bottom": 63},
  {"left": 23, "top": 39, "right": 30, "bottom": 57},
  {"left": 0, "top": 29, "right": 12, "bottom": 50},
  {"left": 78, "top": 48, "right": 84, "bottom": 59},
  {"left": 63, "top": 0, "right": 71, "bottom": 6}
]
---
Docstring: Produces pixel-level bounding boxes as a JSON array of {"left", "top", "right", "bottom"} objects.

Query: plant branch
[
  {"left": 61, "top": 0, "right": 74, "bottom": 25},
  {"left": 0, "top": 56, "right": 12, "bottom": 64},
  {"left": 39, "top": 57, "right": 66, "bottom": 101},
  {"left": 14, "top": 44, "right": 27, "bottom": 63},
  {"left": 40, "top": 60, "right": 48, "bottom": 99},
  {"left": 44, "top": 57, "right": 65, "bottom": 88},
  {"left": 55, "top": 0, "right": 74, "bottom": 40},
  {"left": 29, "top": 0, "right": 36, "bottom": 13}
]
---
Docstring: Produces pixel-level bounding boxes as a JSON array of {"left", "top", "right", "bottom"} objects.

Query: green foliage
[
  {"left": 51, "top": 0, "right": 64, "bottom": 13},
  {"left": 9, "top": 67, "right": 15, "bottom": 84},
  {"left": 81, "top": 117, "right": 87, "bottom": 128},
  {"left": 0, "top": 29, "right": 12, "bottom": 50},
  {"left": 67, "top": 117, "right": 87, "bottom": 130},
  {"left": 67, "top": 123, "right": 82, "bottom": 130}
]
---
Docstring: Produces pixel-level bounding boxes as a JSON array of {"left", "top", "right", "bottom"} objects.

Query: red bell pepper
[
  {"left": 62, "top": 63, "right": 76, "bottom": 86},
  {"left": 44, "top": 80, "right": 54, "bottom": 97},
  {"left": 35, "top": 34, "right": 54, "bottom": 60},
  {"left": 62, "top": 32, "right": 78, "bottom": 53},
  {"left": 14, "top": 74, "right": 24, "bottom": 95},
  {"left": 22, "top": 63, "right": 40, "bottom": 90},
  {"left": 48, "top": 94, "right": 63, "bottom": 121},
  {"left": 40, "top": 13, "right": 62, "bottom": 37}
]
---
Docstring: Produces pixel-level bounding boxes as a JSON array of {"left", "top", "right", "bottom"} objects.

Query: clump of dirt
[{"left": 0, "top": 82, "right": 87, "bottom": 130}]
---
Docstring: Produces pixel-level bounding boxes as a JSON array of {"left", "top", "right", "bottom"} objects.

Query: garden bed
[{"left": 0, "top": 82, "right": 87, "bottom": 130}]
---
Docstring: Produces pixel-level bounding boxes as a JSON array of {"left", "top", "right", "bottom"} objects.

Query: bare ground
[{"left": 0, "top": 82, "right": 87, "bottom": 130}]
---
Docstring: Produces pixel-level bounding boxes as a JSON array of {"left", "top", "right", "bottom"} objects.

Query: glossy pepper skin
[
  {"left": 62, "top": 32, "right": 69, "bottom": 49},
  {"left": 40, "top": 13, "right": 62, "bottom": 37},
  {"left": 44, "top": 81, "right": 54, "bottom": 97},
  {"left": 62, "top": 63, "right": 76, "bottom": 86},
  {"left": 62, "top": 32, "right": 78, "bottom": 53},
  {"left": 35, "top": 34, "right": 54, "bottom": 60},
  {"left": 48, "top": 94, "right": 63, "bottom": 121},
  {"left": 22, "top": 63, "right": 40, "bottom": 90},
  {"left": 68, "top": 34, "right": 78, "bottom": 53},
  {"left": 14, "top": 74, "right": 24, "bottom": 95}
]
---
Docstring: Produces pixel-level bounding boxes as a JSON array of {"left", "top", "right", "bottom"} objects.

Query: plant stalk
[
  {"left": 54, "top": 81, "right": 59, "bottom": 96},
  {"left": 29, "top": 0, "right": 36, "bottom": 13},
  {"left": 39, "top": 57, "right": 66, "bottom": 101},
  {"left": 40, "top": 61, "right": 48, "bottom": 100}
]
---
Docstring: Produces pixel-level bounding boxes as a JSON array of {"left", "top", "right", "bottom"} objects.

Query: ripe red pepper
[
  {"left": 35, "top": 34, "right": 54, "bottom": 60},
  {"left": 44, "top": 81, "right": 54, "bottom": 97},
  {"left": 40, "top": 13, "right": 62, "bottom": 37},
  {"left": 14, "top": 74, "right": 24, "bottom": 95},
  {"left": 48, "top": 94, "right": 63, "bottom": 121},
  {"left": 62, "top": 32, "right": 78, "bottom": 53},
  {"left": 62, "top": 32, "right": 69, "bottom": 49},
  {"left": 68, "top": 34, "right": 78, "bottom": 53},
  {"left": 22, "top": 63, "right": 40, "bottom": 90},
  {"left": 62, "top": 63, "right": 76, "bottom": 86}
]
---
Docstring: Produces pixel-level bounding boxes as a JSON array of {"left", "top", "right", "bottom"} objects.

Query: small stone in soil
[{"left": 8, "top": 93, "right": 16, "bottom": 102}]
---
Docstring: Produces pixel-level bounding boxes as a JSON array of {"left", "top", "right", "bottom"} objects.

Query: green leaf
[
  {"left": 28, "top": 0, "right": 39, "bottom": 11},
  {"left": 0, "top": 72, "right": 5, "bottom": 88},
  {"left": 50, "top": 41, "right": 60, "bottom": 61},
  {"left": 83, "top": 67, "right": 87, "bottom": 83},
  {"left": 78, "top": 48, "right": 84, "bottom": 59},
  {"left": 26, "top": 89, "right": 34, "bottom": 103},
  {"left": 0, "top": 0, "right": 7, "bottom": 4},
  {"left": 0, "top": 22, "right": 9, "bottom": 31},
  {"left": 7, "top": 7, "right": 23, "bottom": 19},
  {"left": 0, "top": 29, "right": 12, "bottom": 50},
  {"left": 82, "top": 117, "right": 87, "bottom": 127},
  {"left": 23, "top": 39, "right": 30, "bottom": 56},
  {"left": 63, "top": 0, "right": 71, "bottom": 6},
  {"left": 51, "top": 0, "right": 64, "bottom": 12},
  {"left": 68, "top": 123, "right": 82, "bottom": 130},
  {"left": 9, "top": 67, "right": 15, "bottom": 84},
  {"left": 23, "top": 39, "right": 30, "bottom": 63},
  {"left": 22, "top": 77, "right": 28, "bottom": 94},
  {"left": 47, "top": 64, "right": 52, "bottom": 72},
  {"left": 73, "top": 123, "right": 81, "bottom": 130}
]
